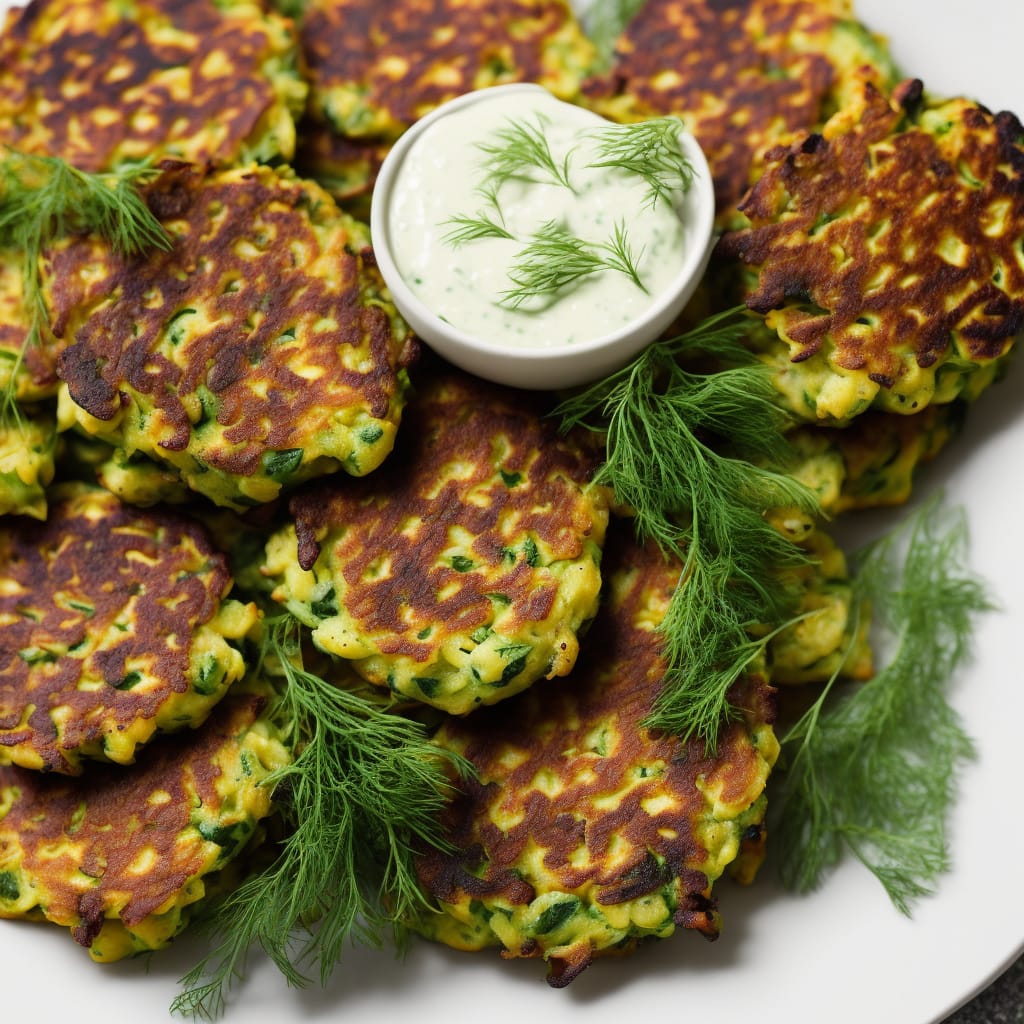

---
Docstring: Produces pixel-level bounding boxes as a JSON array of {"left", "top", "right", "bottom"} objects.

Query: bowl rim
[{"left": 369, "top": 83, "right": 718, "bottom": 381}]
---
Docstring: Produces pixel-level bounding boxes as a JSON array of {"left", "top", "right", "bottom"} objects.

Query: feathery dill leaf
[
  {"left": 587, "top": 117, "right": 693, "bottom": 209},
  {"left": 556, "top": 307, "right": 818, "bottom": 748},
  {"left": 581, "top": 0, "right": 648, "bottom": 69},
  {"left": 172, "top": 616, "right": 469, "bottom": 1020},
  {"left": 442, "top": 211, "right": 515, "bottom": 246},
  {"left": 501, "top": 220, "right": 646, "bottom": 307},
  {"left": 773, "top": 499, "right": 991, "bottom": 913},
  {"left": 0, "top": 150, "right": 170, "bottom": 421},
  {"left": 477, "top": 115, "right": 574, "bottom": 192}
]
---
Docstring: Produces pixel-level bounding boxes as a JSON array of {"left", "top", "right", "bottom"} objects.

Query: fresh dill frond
[
  {"left": 587, "top": 117, "right": 693, "bottom": 210},
  {"left": 593, "top": 219, "right": 647, "bottom": 292},
  {"left": 773, "top": 499, "right": 991, "bottom": 913},
  {"left": 172, "top": 616, "right": 469, "bottom": 1020},
  {"left": 556, "top": 307, "right": 819, "bottom": 748},
  {"left": 441, "top": 211, "right": 515, "bottom": 246},
  {"left": 501, "top": 220, "right": 647, "bottom": 308},
  {"left": 581, "top": 0, "right": 648, "bottom": 69},
  {"left": 477, "top": 114, "right": 575, "bottom": 192},
  {"left": 0, "top": 150, "right": 170, "bottom": 422}
]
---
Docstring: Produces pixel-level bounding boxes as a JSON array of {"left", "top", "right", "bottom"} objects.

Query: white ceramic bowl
[{"left": 370, "top": 84, "right": 716, "bottom": 390}]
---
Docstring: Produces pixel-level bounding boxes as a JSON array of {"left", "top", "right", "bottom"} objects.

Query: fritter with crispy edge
[
  {"left": 581, "top": 0, "right": 898, "bottom": 219},
  {"left": 0, "top": 0, "right": 307, "bottom": 171},
  {"left": 48, "top": 162, "right": 416, "bottom": 511},
  {"left": 0, "top": 483, "right": 259, "bottom": 775},
  {"left": 300, "top": 0, "right": 596, "bottom": 141},
  {"left": 720, "top": 80, "right": 1024, "bottom": 424},
  {"left": 262, "top": 369, "right": 611, "bottom": 715},
  {"left": 293, "top": 0, "right": 597, "bottom": 205},
  {"left": 0, "top": 692, "right": 290, "bottom": 962},
  {"left": 412, "top": 529, "right": 778, "bottom": 985}
]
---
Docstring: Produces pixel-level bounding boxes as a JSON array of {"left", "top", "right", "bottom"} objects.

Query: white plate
[{"left": 2, "top": 2, "right": 1022, "bottom": 1023}]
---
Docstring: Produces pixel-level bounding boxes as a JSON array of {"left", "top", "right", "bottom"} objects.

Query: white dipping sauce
[{"left": 386, "top": 90, "right": 689, "bottom": 349}]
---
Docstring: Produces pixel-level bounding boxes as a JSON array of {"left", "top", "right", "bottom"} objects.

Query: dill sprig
[
  {"left": 501, "top": 219, "right": 646, "bottom": 308},
  {"left": 587, "top": 117, "right": 693, "bottom": 210},
  {"left": 477, "top": 114, "right": 575, "bottom": 192},
  {"left": 773, "top": 500, "right": 991, "bottom": 912},
  {"left": 556, "top": 307, "right": 819, "bottom": 748},
  {"left": 0, "top": 150, "right": 170, "bottom": 421},
  {"left": 442, "top": 211, "right": 515, "bottom": 246},
  {"left": 172, "top": 616, "right": 469, "bottom": 1020}
]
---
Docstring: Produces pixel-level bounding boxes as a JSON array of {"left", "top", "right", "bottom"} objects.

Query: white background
[{"left": 1, "top": 1, "right": 1022, "bottom": 1022}]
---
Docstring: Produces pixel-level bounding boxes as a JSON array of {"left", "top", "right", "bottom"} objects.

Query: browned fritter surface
[
  {"left": 0, "top": 0, "right": 297, "bottom": 171},
  {"left": 288, "top": 369, "right": 603, "bottom": 647},
  {"left": 582, "top": 0, "right": 890, "bottom": 213},
  {"left": 416, "top": 531, "right": 777, "bottom": 984},
  {"left": 722, "top": 80, "right": 1024, "bottom": 386},
  {"left": 0, "top": 485, "right": 231, "bottom": 773},
  {"left": 48, "top": 162, "right": 413, "bottom": 503},
  {"left": 0, "top": 693, "right": 264, "bottom": 948},
  {"left": 301, "top": 0, "right": 591, "bottom": 138}
]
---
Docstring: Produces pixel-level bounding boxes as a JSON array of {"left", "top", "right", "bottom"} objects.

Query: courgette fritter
[
  {"left": 581, "top": 0, "right": 899, "bottom": 218},
  {"left": 721, "top": 80, "right": 1024, "bottom": 423},
  {"left": 0, "top": 483, "right": 258, "bottom": 774},
  {"left": 0, "top": 692, "right": 289, "bottom": 961},
  {"left": 294, "top": 0, "right": 597, "bottom": 205},
  {"left": 263, "top": 369, "right": 611, "bottom": 715},
  {"left": 0, "top": 0, "right": 306, "bottom": 171},
  {"left": 413, "top": 529, "right": 778, "bottom": 984},
  {"left": 48, "top": 161, "right": 415, "bottom": 510}
]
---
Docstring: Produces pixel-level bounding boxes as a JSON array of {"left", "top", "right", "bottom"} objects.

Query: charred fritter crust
[
  {"left": 300, "top": 0, "right": 596, "bottom": 141},
  {"left": 0, "top": 484, "right": 258, "bottom": 774},
  {"left": 0, "top": 0, "right": 306, "bottom": 171},
  {"left": 48, "top": 162, "right": 415, "bottom": 510},
  {"left": 582, "top": 0, "right": 898, "bottom": 217},
  {"left": 413, "top": 531, "right": 778, "bottom": 984},
  {"left": 0, "top": 692, "right": 290, "bottom": 961},
  {"left": 721, "top": 80, "right": 1024, "bottom": 423},
  {"left": 263, "top": 370, "right": 611, "bottom": 715},
  {"left": 0, "top": 409, "right": 58, "bottom": 520},
  {"left": 295, "top": 0, "right": 596, "bottom": 205}
]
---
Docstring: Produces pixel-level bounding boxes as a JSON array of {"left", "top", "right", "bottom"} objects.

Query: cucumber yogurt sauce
[{"left": 385, "top": 87, "right": 692, "bottom": 349}]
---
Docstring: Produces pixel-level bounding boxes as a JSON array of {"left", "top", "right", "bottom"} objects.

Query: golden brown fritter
[
  {"left": 48, "top": 162, "right": 416, "bottom": 509},
  {"left": 0, "top": 692, "right": 290, "bottom": 961},
  {"left": 263, "top": 369, "right": 611, "bottom": 714},
  {"left": 582, "top": 0, "right": 898, "bottom": 216},
  {"left": 721, "top": 80, "right": 1024, "bottom": 422},
  {"left": 294, "top": 0, "right": 596, "bottom": 204},
  {"left": 0, "top": 484, "right": 257, "bottom": 774},
  {"left": 300, "top": 0, "right": 596, "bottom": 140},
  {"left": 0, "top": 0, "right": 306, "bottom": 171},
  {"left": 413, "top": 529, "right": 778, "bottom": 984}
]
